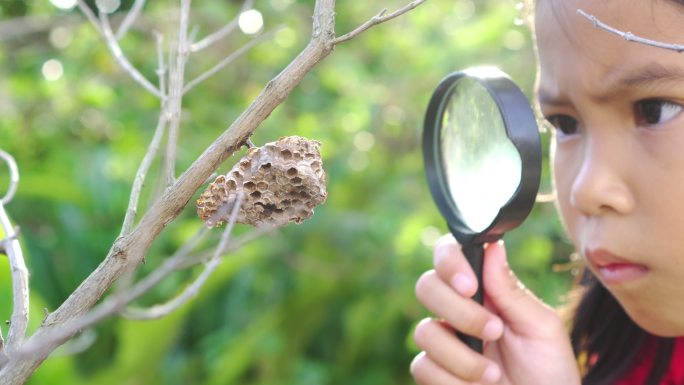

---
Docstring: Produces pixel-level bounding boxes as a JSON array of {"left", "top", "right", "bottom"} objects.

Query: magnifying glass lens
[{"left": 440, "top": 77, "right": 522, "bottom": 232}]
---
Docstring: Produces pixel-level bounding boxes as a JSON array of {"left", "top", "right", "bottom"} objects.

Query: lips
[{"left": 584, "top": 248, "right": 649, "bottom": 285}]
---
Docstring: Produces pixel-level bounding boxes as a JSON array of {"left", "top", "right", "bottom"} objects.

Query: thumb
[{"left": 483, "top": 241, "right": 557, "bottom": 335}]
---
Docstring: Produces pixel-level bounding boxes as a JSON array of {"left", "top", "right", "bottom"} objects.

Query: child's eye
[
  {"left": 546, "top": 114, "right": 579, "bottom": 137},
  {"left": 634, "top": 99, "right": 682, "bottom": 127}
]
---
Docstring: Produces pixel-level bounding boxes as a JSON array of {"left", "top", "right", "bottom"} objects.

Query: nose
[{"left": 569, "top": 137, "right": 635, "bottom": 216}]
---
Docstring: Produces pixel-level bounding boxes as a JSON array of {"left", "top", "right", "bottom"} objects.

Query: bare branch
[
  {"left": 0, "top": 325, "right": 5, "bottom": 361},
  {"left": 100, "top": 12, "right": 164, "bottom": 97},
  {"left": 11, "top": 226, "right": 208, "bottom": 361},
  {"left": 76, "top": 0, "right": 162, "bottom": 98},
  {"left": 183, "top": 28, "right": 280, "bottom": 94},
  {"left": 0, "top": 151, "right": 28, "bottom": 351},
  {"left": 115, "top": 0, "right": 146, "bottom": 40},
  {"left": 0, "top": 207, "right": 28, "bottom": 352},
  {"left": 162, "top": 0, "right": 193, "bottom": 186},
  {"left": 331, "top": 0, "right": 426, "bottom": 45},
  {"left": 0, "top": 150, "right": 19, "bottom": 206},
  {"left": 155, "top": 31, "right": 167, "bottom": 99},
  {"left": 75, "top": 1, "right": 102, "bottom": 34},
  {"left": 119, "top": 113, "right": 168, "bottom": 237},
  {"left": 577, "top": 9, "right": 684, "bottom": 53},
  {"left": 123, "top": 193, "right": 244, "bottom": 320},
  {"left": 190, "top": 0, "right": 255, "bottom": 52}
]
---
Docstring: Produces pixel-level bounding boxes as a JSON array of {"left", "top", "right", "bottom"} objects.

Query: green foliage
[{"left": 0, "top": 0, "right": 574, "bottom": 384}]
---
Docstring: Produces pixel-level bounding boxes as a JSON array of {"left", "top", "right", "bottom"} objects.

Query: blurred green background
[{"left": 0, "top": 0, "right": 576, "bottom": 384}]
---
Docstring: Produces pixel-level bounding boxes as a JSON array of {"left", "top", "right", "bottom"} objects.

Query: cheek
[
  {"left": 638, "top": 135, "right": 684, "bottom": 232},
  {"left": 550, "top": 140, "right": 579, "bottom": 240}
]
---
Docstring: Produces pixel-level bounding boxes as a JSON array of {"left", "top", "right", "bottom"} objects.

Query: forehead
[{"left": 535, "top": 0, "right": 684, "bottom": 99}]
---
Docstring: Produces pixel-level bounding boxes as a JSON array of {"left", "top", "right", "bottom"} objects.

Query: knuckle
[
  {"left": 454, "top": 307, "right": 486, "bottom": 336},
  {"left": 463, "top": 360, "right": 489, "bottom": 382}
]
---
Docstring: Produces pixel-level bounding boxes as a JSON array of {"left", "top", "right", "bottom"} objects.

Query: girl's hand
[{"left": 410, "top": 235, "right": 581, "bottom": 385}]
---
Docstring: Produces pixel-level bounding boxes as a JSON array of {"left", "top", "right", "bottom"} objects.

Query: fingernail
[
  {"left": 450, "top": 273, "right": 473, "bottom": 295},
  {"left": 482, "top": 318, "right": 504, "bottom": 340},
  {"left": 481, "top": 363, "right": 501, "bottom": 384}
]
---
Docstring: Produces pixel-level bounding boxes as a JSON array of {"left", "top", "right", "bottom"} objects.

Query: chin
[{"left": 624, "top": 303, "right": 684, "bottom": 337}]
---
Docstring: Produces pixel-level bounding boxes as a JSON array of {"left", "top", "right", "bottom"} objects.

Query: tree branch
[
  {"left": 115, "top": 0, "right": 146, "bottom": 40},
  {"left": 155, "top": 31, "right": 167, "bottom": 98},
  {"left": 190, "top": 0, "right": 255, "bottom": 52},
  {"left": 331, "top": 0, "right": 426, "bottom": 45},
  {"left": 0, "top": 150, "right": 18, "bottom": 206},
  {"left": 76, "top": 0, "right": 162, "bottom": 98},
  {"left": 123, "top": 192, "right": 244, "bottom": 320},
  {"left": 577, "top": 9, "right": 684, "bottom": 53},
  {"left": 183, "top": 28, "right": 280, "bottom": 94},
  {"left": 119, "top": 111, "right": 168, "bottom": 236},
  {"left": 0, "top": 150, "right": 28, "bottom": 352},
  {"left": 15, "top": 193, "right": 242, "bottom": 358},
  {"left": 162, "top": 0, "right": 192, "bottom": 186}
]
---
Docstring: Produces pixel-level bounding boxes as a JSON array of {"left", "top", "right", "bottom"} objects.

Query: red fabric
[{"left": 613, "top": 337, "right": 684, "bottom": 385}]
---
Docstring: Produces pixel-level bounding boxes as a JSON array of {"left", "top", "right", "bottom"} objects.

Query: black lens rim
[{"left": 422, "top": 68, "right": 542, "bottom": 245}]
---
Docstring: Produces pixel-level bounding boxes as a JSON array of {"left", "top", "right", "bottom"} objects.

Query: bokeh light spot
[{"left": 239, "top": 9, "right": 264, "bottom": 35}]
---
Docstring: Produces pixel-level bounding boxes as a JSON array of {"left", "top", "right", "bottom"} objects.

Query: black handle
[{"left": 457, "top": 242, "right": 484, "bottom": 353}]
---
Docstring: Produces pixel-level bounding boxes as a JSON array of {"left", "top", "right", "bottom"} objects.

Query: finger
[
  {"left": 416, "top": 271, "right": 503, "bottom": 341},
  {"left": 411, "top": 351, "right": 477, "bottom": 385},
  {"left": 434, "top": 234, "right": 478, "bottom": 298},
  {"left": 483, "top": 241, "right": 560, "bottom": 335},
  {"left": 414, "top": 318, "right": 501, "bottom": 384}
]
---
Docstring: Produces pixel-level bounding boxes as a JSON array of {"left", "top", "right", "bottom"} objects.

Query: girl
[{"left": 411, "top": 0, "right": 684, "bottom": 384}]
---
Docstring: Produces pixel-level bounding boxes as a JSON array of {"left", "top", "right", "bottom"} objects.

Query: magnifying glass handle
[{"left": 458, "top": 242, "right": 484, "bottom": 353}]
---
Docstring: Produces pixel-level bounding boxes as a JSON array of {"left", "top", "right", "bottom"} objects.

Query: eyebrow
[
  {"left": 537, "top": 63, "right": 684, "bottom": 107},
  {"left": 617, "top": 63, "right": 684, "bottom": 87}
]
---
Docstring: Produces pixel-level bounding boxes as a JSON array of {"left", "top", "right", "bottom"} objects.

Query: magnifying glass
[{"left": 423, "top": 67, "right": 542, "bottom": 352}]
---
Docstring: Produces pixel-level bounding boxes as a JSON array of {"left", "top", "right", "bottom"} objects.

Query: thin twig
[
  {"left": 190, "top": 0, "right": 255, "bottom": 52},
  {"left": 576, "top": 9, "right": 684, "bottom": 53},
  {"left": 100, "top": 12, "right": 164, "bottom": 97},
  {"left": 12, "top": 224, "right": 207, "bottom": 360},
  {"left": 331, "top": 0, "right": 426, "bottom": 45},
  {"left": 0, "top": 205, "right": 29, "bottom": 351},
  {"left": 155, "top": 31, "right": 167, "bottom": 100},
  {"left": 123, "top": 193, "right": 244, "bottom": 320},
  {"left": 75, "top": 1, "right": 102, "bottom": 34},
  {"left": 0, "top": 324, "right": 5, "bottom": 361},
  {"left": 119, "top": 113, "right": 168, "bottom": 236},
  {"left": 76, "top": 0, "right": 162, "bottom": 98},
  {"left": 183, "top": 28, "right": 280, "bottom": 94},
  {"left": 16, "top": 205, "right": 260, "bottom": 359},
  {"left": 115, "top": 0, "right": 146, "bottom": 40},
  {"left": 0, "top": 150, "right": 19, "bottom": 206},
  {"left": 0, "top": 150, "right": 28, "bottom": 352},
  {"left": 162, "top": 0, "right": 193, "bottom": 186},
  {"left": 118, "top": 29, "right": 168, "bottom": 237},
  {"left": 0, "top": 209, "right": 28, "bottom": 357}
]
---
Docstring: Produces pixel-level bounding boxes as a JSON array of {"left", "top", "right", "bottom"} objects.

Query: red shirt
[{"left": 613, "top": 337, "right": 684, "bottom": 385}]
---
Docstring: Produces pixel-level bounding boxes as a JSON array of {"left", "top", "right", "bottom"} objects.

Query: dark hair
[{"left": 570, "top": 273, "right": 674, "bottom": 385}]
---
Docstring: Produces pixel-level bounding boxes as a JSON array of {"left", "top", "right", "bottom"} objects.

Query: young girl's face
[{"left": 536, "top": 0, "right": 684, "bottom": 336}]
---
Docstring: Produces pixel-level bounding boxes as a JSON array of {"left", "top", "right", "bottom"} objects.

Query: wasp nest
[{"left": 196, "top": 136, "right": 327, "bottom": 227}]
